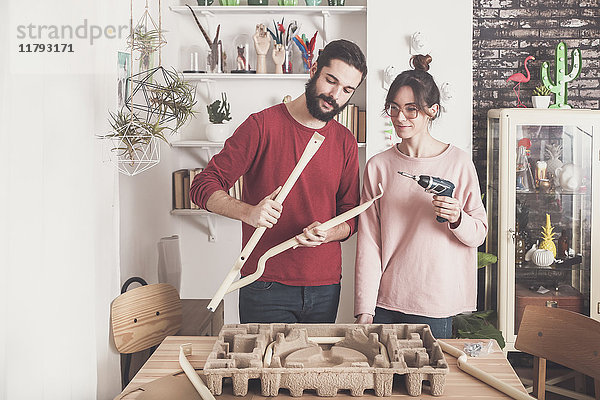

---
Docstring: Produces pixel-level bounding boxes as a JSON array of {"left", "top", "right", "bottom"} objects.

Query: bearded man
[{"left": 191, "top": 39, "right": 367, "bottom": 323}]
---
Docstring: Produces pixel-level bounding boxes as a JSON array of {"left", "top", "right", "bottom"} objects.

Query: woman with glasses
[{"left": 353, "top": 55, "right": 488, "bottom": 338}]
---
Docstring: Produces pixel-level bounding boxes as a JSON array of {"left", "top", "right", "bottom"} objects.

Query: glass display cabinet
[{"left": 486, "top": 109, "right": 600, "bottom": 352}]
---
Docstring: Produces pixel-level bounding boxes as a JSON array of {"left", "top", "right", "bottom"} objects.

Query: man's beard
[{"left": 305, "top": 75, "right": 350, "bottom": 122}]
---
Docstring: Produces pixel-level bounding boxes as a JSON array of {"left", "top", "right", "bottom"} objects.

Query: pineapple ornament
[
  {"left": 539, "top": 213, "right": 557, "bottom": 258},
  {"left": 545, "top": 143, "right": 563, "bottom": 178}
]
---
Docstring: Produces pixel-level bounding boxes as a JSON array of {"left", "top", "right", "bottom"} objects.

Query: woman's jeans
[
  {"left": 373, "top": 307, "right": 453, "bottom": 339},
  {"left": 239, "top": 280, "right": 340, "bottom": 323}
]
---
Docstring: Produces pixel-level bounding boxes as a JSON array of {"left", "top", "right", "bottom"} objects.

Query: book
[
  {"left": 183, "top": 174, "right": 190, "bottom": 209},
  {"left": 352, "top": 104, "right": 359, "bottom": 138},
  {"left": 358, "top": 110, "right": 366, "bottom": 143},
  {"left": 172, "top": 169, "right": 189, "bottom": 210},
  {"left": 189, "top": 168, "right": 203, "bottom": 209}
]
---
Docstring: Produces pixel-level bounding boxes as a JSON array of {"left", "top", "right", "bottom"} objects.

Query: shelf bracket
[
  {"left": 199, "top": 145, "right": 216, "bottom": 163},
  {"left": 321, "top": 10, "right": 331, "bottom": 45},
  {"left": 206, "top": 214, "right": 217, "bottom": 242}
]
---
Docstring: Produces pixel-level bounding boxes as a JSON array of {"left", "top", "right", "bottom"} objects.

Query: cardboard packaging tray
[{"left": 203, "top": 323, "right": 449, "bottom": 397}]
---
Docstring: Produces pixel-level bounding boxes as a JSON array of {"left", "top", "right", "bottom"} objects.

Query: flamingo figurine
[{"left": 507, "top": 55, "right": 535, "bottom": 108}]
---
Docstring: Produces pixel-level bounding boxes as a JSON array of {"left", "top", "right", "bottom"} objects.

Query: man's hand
[
  {"left": 432, "top": 195, "right": 461, "bottom": 225},
  {"left": 295, "top": 221, "right": 327, "bottom": 248},
  {"left": 355, "top": 313, "right": 374, "bottom": 324},
  {"left": 245, "top": 186, "right": 282, "bottom": 228}
]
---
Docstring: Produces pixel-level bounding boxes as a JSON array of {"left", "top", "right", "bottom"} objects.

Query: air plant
[
  {"left": 293, "top": 31, "right": 318, "bottom": 71},
  {"left": 127, "top": 26, "right": 167, "bottom": 72},
  {"left": 105, "top": 110, "right": 168, "bottom": 163},
  {"left": 147, "top": 69, "right": 198, "bottom": 130}
]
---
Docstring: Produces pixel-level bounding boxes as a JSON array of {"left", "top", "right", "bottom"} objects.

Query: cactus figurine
[{"left": 541, "top": 41, "right": 582, "bottom": 109}]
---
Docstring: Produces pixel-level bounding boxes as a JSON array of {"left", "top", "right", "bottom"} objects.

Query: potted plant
[
  {"left": 206, "top": 92, "right": 232, "bottom": 142},
  {"left": 532, "top": 85, "right": 552, "bottom": 109}
]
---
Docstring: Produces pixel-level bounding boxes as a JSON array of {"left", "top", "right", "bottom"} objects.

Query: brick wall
[
  {"left": 472, "top": 1, "right": 600, "bottom": 310},
  {"left": 472, "top": 0, "right": 600, "bottom": 185}
]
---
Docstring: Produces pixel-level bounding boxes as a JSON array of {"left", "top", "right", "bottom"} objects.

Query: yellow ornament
[{"left": 539, "top": 213, "right": 557, "bottom": 258}]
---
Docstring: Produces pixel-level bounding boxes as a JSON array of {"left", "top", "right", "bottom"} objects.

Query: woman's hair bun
[{"left": 410, "top": 54, "right": 432, "bottom": 72}]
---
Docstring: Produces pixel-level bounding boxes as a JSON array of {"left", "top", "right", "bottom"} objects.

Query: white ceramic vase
[
  {"left": 206, "top": 123, "right": 230, "bottom": 142},
  {"left": 532, "top": 249, "right": 554, "bottom": 267},
  {"left": 532, "top": 96, "right": 551, "bottom": 109},
  {"left": 555, "top": 163, "right": 582, "bottom": 191}
]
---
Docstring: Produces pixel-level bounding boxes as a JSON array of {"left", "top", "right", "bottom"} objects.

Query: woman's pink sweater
[{"left": 355, "top": 145, "right": 488, "bottom": 318}]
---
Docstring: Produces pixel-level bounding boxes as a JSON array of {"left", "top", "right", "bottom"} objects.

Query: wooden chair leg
[
  {"left": 594, "top": 378, "right": 599, "bottom": 400},
  {"left": 121, "top": 353, "right": 132, "bottom": 390},
  {"left": 532, "top": 356, "right": 546, "bottom": 400}
]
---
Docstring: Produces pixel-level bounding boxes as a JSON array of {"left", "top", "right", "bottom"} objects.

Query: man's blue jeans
[
  {"left": 373, "top": 307, "right": 453, "bottom": 339},
  {"left": 239, "top": 280, "right": 341, "bottom": 323}
]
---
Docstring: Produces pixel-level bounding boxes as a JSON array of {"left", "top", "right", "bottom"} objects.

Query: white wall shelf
[
  {"left": 169, "top": 6, "right": 366, "bottom": 16},
  {"left": 171, "top": 209, "right": 210, "bottom": 216},
  {"left": 182, "top": 73, "right": 310, "bottom": 81},
  {"left": 172, "top": 140, "right": 224, "bottom": 148},
  {"left": 171, "top": 209, "right": 218, "bottom": 242}
]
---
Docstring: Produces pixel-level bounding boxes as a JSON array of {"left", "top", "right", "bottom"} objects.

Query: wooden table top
[{"left": 116, "top": 336, "right": 527, "bottom": 399}]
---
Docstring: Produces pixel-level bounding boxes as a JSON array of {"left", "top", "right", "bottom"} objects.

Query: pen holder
[{"left": 301, "top": 52, "right": 314, "bottom": 73}]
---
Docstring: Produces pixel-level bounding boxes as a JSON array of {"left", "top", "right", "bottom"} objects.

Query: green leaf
[
  {"left": 453, "top": 310, "right": 505, "bottom": 349},
  {"left": 477, "top": 252, "right": 497, "bottom": 268}
]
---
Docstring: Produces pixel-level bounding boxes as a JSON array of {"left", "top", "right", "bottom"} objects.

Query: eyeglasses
[{"left": 384, "top": 103, "right": 420, "bottom": 119}]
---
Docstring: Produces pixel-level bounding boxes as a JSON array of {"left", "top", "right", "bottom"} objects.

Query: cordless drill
[{"left": 397, "top": 171, "right": 456, "bottom": 223}]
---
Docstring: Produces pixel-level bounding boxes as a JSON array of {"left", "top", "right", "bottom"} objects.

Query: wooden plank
[{"left": 117, "top": 338, "right": 527, "bottom": 399}]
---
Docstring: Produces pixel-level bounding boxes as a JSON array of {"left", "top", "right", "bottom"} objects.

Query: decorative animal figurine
[
  {"left": 506, "top": 55, "right": 534, "bottom": 108},
  {"left": 541, "top": 41, "right": 581, "bottom": 109}
]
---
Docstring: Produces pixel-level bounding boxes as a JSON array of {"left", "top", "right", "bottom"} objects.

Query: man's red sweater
[{"left": 190, "top": 103, "right": 360, "bottom": 286}]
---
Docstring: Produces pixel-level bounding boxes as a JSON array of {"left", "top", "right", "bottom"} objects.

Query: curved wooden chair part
[
  {"left": 111, "top": 279, "right": 182, "bottom": 388},
  {"left": 207, "top": 132, "right": 325, "bottom": 312},
  {"left": 227, "top": 183, "right": 384, "bottom": 293},
  {"left": 515, "top": 305, "right": 600, "bottom": 400}
]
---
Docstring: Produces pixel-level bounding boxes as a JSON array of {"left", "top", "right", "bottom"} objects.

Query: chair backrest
[
  {"left": 515, "top": 305, "right": 600, "bottom": 380},
  {"left": 111, "top": 283, "right": 182, "bottom": 354}
]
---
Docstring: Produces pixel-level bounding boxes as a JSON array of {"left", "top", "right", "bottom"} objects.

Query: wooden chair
[
  {"left": 515, "top": 305, "right": 600, "bottom": 400},
  {"left": 111, "top": 277, "right": 182, "bottom": 389}
]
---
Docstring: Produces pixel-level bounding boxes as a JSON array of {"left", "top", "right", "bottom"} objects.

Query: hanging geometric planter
[
  {"left": 104, "top": 112, "right": 163, "bottom": 176},
  {"left": 125, "top": 66, "right": 196, "bottom": 130},
  {"left": 113, "top": 133, "right": 161, "bottom": 176},
  {"left": 99, "top": 0, "right": 196, "bottom": 176},
  {"left": 128, "top": 2, "right": 167, "bottom": 73}
]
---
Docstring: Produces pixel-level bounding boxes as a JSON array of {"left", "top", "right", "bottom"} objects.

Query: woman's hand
[
  {"left": 432, "top": 195, "right": 462, "bottom": 226},
  {"left": 355, "top": 313, "right": 374, "bottom": 324}
]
